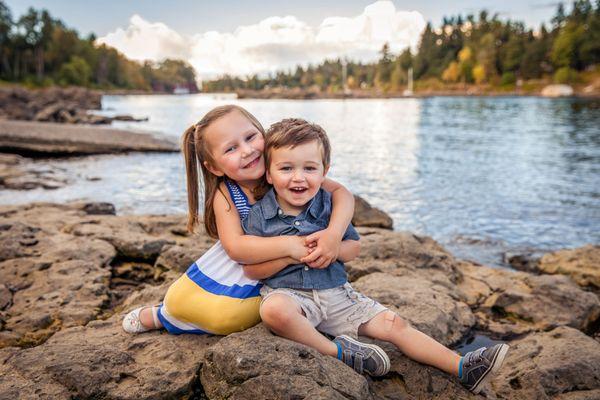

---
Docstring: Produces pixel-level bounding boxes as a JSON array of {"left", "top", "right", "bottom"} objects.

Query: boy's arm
[
  {"left": 242, "top": 257, "right": 297, "bottom": 280},
  {"left": 214, "top": 185, "right": 308, "bottom": 264},
  {"left": 301, "top": 178, "right": 354, "bottom": 268},
  {"left": 309, "top": 240, "right": 361, "bottom": 269}
]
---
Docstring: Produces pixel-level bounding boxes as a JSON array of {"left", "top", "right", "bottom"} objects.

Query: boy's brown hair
[{"left": 265, "top": 118, "right": 331, "bottom": 170}]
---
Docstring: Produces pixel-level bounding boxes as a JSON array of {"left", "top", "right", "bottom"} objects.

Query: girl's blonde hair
[{"left": 182, "top": 105, "right": 266, "bottom": 238}]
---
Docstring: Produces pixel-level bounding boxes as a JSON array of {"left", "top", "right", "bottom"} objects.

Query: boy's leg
[
  {"left": 358, "top": 310, "right": 461, "bottom": 375},
  {"left": 260, "top": 293, "right": 337, "bottom": 356}
]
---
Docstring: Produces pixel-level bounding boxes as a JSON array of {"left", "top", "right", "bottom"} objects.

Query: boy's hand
[
  {"left": 288, "top": 236, "right": 311, "bottom": 261},
  {"left": 300, "top": 228, "right": 342, "bottom": 269}
]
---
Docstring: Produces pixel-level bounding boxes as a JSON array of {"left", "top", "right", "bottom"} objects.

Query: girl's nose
[{"left": 240, "top": 142, "right": 253, "bottom": 157}]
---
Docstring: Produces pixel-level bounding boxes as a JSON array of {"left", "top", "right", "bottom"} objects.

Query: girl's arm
[
  {"left": 214, "top": 183, "right": 308, "bottom": 264},
  {"left": 242, "top": 257, "right": 297, "bottom": 280},
  {"left": 337, "top": 240, "right": 361, "bottom": 263},
  {"left": 301, "top": 178, "right": 355, "bottom": 268}
]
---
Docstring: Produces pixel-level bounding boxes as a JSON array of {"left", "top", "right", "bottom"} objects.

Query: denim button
[
  {"left": 304, "top": 266, "right": 309, "bottom": 271},
  {"left": 294, "top": 221, "right": 300, "bottom": 226}
]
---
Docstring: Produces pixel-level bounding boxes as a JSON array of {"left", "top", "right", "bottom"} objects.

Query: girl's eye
[
  {"left": 280, "top": 166, "right": 292, "bottom": 171},
  {"left": 305, "top": 166, "right": 316, "bottom": 171}
]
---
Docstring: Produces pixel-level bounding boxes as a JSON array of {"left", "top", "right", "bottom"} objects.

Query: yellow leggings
[{"left": 159, "top": 273, "right": 261, "bottom": 335}]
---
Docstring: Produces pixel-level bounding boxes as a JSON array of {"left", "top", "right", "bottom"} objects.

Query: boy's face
[{"left": 267, "top": 140, "right": 328, "bottom": 214}]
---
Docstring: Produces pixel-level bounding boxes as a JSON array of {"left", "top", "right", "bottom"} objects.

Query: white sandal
[{"left": 122, "top": 305, "right": 160, "bottom": 333}]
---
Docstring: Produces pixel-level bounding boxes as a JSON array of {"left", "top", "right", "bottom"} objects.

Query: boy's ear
[
  {"left": 203, "top": 160, "right": 224, "bottom": 177},
  {"left": 266, "top": 169, "right": 273, "bottom": 184}
]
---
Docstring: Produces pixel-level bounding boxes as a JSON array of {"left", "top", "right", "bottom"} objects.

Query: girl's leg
[
  {"left": 139, "top": 306, "right": 163, "bottom": 329},
  {"left": 358, "top": 310, "right": 460, "bottom": 375},
  {"left": 260, "top": 294, "right": 337, "bottom": 356}
]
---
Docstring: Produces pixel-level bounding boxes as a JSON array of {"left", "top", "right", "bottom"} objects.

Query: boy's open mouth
[
  {"left": 242, "top": 155, "right": 260, "bottom": 169},
  {"left": 290, "top": 187, "right": 308, "bottom": 193}
]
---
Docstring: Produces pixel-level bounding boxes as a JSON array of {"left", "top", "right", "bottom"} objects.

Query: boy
[{"left": 242, "top": 118, "right": 508, "bottom": 393}]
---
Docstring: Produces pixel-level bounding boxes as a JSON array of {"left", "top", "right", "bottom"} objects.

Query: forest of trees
[
  {"left": 204, "top": 1, "right": 600, "bottom": 93},
  {"left": 0, "top": 1, "right": 197, "bottom": 92}
]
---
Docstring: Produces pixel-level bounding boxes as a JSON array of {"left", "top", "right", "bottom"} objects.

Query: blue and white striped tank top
[{"left": 224, "top": 179, "right": 251, "bottom": 219}]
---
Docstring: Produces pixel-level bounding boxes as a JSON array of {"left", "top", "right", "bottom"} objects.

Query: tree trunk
[
  {"left": 13, "top": 51, "right": 19, "bottom": 79},
  {"left": 36, "top": 47, "right": 44, "bottom": 80},
  {"left": 0, "top": 49, "right": 11, "bottom": 77}
]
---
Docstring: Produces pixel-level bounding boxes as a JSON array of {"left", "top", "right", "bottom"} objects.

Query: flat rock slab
[
  {"left": 0, "top": 120, "right": 178, "bottom": 156},
  {"left": 0, "top": 202, "right": 208, "bottom": 348},
  {"left": 538, "top": 245, "right": 600, "bottom": 290},
  {"left": 491, "top": 326, "right": 600, "bottom": 399},
  {"left": 0, "top": 315, "right": 219, "bottom": 400},
  {"left": 353, "top": 272, "right": 475, "bottom": 346},
  {"left": 201, "top": 324, "right": 372, "bottom": 400},
  {"left": 457, "top": 262, "right": 600, "bottom": 338}
]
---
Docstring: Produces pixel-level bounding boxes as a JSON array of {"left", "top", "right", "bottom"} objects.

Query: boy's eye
[
  {"left": 305, "top": 166, "right": 317, "bottom": 171},
  {"left": 246, "top": 133, "right": 256, "bottom": 141},
  {"left": 280, "top": 166, "right": 292, "bottom": 171},
  {"left": 225, "top": 146, "right": 236, "bottom": 153}
]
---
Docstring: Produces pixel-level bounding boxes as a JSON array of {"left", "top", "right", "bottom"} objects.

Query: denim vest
[{"left": 242, "top": 188, "right": 359, "bottom": 290}]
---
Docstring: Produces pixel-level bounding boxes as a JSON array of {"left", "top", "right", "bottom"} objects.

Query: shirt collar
[
  {"left": 260, "top": 188, "right": 282, "bottom": 219},
  {"left": 260, "top": 188, "right": 324, "bottom": 220}
]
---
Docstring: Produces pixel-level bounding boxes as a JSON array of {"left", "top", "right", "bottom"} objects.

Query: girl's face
[{"left": 204, "top": 111, "right": 265, "bottom": 185}]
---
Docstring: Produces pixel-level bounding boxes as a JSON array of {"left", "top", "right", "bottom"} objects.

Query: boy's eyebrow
[{"left": 273, "top": 160, "right": 321, "bottom": 166}]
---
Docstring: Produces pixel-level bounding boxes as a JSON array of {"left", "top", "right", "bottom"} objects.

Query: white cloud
[
  {"left": 97, "top": 15, "right": 191, "bottom": 61},
  {"left": 97, "top": 1, "right": 426, "bottom": 80}
]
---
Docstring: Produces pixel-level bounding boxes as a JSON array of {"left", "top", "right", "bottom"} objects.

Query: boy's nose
[{"left": 292, "top": 170, "right": 305, "bottom": 181}]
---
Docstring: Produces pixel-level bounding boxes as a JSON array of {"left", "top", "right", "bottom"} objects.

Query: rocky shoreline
[
  {"left": 0, "top": 201, "right": 598, "bottom": 399},
  {"left": 0, "top": 87, "right": 149, "bottom": 125},
  {"left": 234, "top": 82, "right": 600, "bottom": 100}
]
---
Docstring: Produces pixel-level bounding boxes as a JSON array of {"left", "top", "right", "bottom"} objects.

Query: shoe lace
[{"left": 465, "top": 347, "right": 486, "bottom": 367}]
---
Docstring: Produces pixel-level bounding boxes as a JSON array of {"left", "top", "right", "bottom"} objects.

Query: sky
[{"left": 5, "top": 0, "right": 561, "bottom": 80}]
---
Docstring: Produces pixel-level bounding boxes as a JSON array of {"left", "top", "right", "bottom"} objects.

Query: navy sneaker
[
  {"left": 333, "top": 335, "right": 390, "bottom": 376},
  {"left": 460, "top": 343, "right": 510, "bottom": 394}
]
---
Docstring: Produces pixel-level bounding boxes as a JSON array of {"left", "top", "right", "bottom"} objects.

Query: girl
[{"left": 123, "top": 105, "right": 355, "bottom": 335}]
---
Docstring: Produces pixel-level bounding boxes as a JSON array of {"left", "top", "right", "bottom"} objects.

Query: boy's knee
[
  {"left": 383, "top": 311, "right": 409, "bottom": 336},
  {"left": 260, "top": 296, "right": 293, "bottom": 327}
]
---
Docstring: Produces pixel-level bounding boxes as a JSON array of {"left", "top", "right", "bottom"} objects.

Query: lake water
[{"left": 2, "top": 94, "right": 599, "bottom": 266}]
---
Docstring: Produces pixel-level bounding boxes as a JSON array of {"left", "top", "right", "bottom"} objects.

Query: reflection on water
[{"left": 1, "top": 95, "right": 599, "bottom": 266}]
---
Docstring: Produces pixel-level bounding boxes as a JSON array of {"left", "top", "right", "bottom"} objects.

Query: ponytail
[{"left": 182, "top": 124, "right": 200, "bottom": 233}]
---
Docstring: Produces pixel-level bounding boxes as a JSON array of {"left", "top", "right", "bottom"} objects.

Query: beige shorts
[{"left": 260, "top": 282, "right": 387, "bottom": 338}]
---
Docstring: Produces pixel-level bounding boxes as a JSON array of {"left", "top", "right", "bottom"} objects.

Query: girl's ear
[
  {"left": 266, "top": 169, "right": 273, "bottom": 184},
  {"left": 204, "top": 160, "right": 224, "bottom": 177}
]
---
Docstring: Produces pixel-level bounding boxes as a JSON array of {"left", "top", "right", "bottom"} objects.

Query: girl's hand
[
  {"left": 300, "top": 228, "right": 342, "bottom": 269},
  {"left": 288, "top": 236, "right": 311, "bottom": 260}
]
